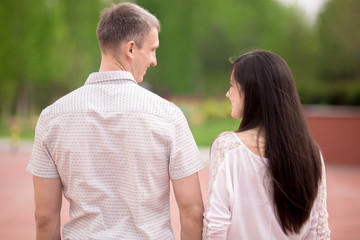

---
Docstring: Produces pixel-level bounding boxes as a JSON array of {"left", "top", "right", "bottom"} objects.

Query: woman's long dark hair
[{"left": 231, "top": 50, "right": 322, "bottom": 234}]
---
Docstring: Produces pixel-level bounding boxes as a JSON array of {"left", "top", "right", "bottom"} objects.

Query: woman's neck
[{"left": 236, "top": 127, "right": 266, "bottom": 158}]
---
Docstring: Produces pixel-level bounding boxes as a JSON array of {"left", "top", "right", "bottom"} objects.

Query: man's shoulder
[
  {"left": 39, "top": 83, "right": 185, "bottom": 125},
  {"left": 137, "top": 85, "right": 172, "bottom": 105},
  {"left": 136, "top": 86, "right": 184, "bottom": 119},
  {"left": 39, "top": 87, "right": 83, "bottom": 123}
]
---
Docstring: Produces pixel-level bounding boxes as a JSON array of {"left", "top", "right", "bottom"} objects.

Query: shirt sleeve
[
  {"left": 313, "top": 155, "right": 331, "bottom": 239},
  {"left": 26, "top": 111, "right": 60, "bottom": 178},
  {"left": 203, "top": 132, "right": 240, "bottom": 239},
  {"left": 203, "top": 162, "right": 232, "bottom": 239},
  {"left": 306, "top": 154, "right": 331, "bottom": 240},
  {"left": 168, "top": 107, "right": 204, "bottom": 179}
]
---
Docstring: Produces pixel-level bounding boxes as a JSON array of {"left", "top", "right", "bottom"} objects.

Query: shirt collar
[{"left": 85, "top": 71, "right": 137, "bottom": 85}]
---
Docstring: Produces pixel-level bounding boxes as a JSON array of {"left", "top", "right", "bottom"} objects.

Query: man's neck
[{"left": 99, "top": 54, "right": 129, "bottom": 72}]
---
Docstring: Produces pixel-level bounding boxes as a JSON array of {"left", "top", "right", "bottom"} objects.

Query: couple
[{"left": 27, "top": 2, "right": 330, "bottom": 240}]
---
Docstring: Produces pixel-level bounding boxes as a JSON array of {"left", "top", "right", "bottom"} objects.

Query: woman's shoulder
[
  {"left": 213, "top": 131, "right": 238, "bottom": 144},
  {"left": 211, "top": 130, "right": 267, "bottom": 163},
  {"left": 211, "top": 131, "right": 241, "bottom": 153}
]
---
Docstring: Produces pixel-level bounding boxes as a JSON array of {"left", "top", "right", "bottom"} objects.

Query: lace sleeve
[
  {"left": 314, "top": 158, "right": 331, "bottom": 239},
  {"left": 203, "top": 132, "right": 240, "bottom": 239}
]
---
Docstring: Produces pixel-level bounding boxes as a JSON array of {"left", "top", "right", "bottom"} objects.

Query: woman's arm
[
  {"left": 308, "top": 157, "right": 331, "bottom": 239},
  {"left": 203, "top": 133, "right": 239, "bottom": 239},
  {"left": 203, "top": 165, "right": 232, "bottom": 239},
  {"left": 315, "top": 160, "right": 331, "bottom": 239}
]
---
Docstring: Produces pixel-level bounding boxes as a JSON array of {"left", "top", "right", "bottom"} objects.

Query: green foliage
[
  {"left": 316, "top": 0, "right": 360, "bottom": 80},
  {"left": 312, "top": 0, "right": 360, "bottom": 105},
  {"left": 0, "top": 0, "right": 359, "bottom": 119},
  {"left": 0, "top": 0, "right": 105, "bottom": 116},
  {"left": 172, "top": 96, "right": 238, "bottom": 146},
  {"left": 140, "top": 0, "right": 319, "bottom": 96},
  {"left": 173, "top": 96, "right": 231, "bottom": 125},
  {"left": 0, "top": 114, "right": 37, "bottom": 140}
]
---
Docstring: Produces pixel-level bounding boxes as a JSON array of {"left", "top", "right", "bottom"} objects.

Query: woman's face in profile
[{"left": 226, "top": 72, "right": 244, "bottom": 119}]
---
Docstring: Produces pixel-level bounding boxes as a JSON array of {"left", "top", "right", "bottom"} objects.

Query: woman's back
[{"left": 203, "top": 131, "right": 330, "bottom": 239}]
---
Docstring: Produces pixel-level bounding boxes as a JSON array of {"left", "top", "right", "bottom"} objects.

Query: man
[{"left": 27, "top": 2, "right": 204, "bottom": 239}]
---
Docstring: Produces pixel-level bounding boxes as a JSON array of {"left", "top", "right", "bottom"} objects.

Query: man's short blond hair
[{"left": 97, "top": 2, "right": 160, "bottom": 53}]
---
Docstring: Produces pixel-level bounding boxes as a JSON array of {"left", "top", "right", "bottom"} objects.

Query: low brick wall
[{"left": 305, "top": 105, "right": 360, "bottom": 165}]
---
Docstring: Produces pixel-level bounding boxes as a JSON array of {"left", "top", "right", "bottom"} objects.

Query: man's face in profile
[{"left": 132, "top": 27, "right": 159, "bottom": 83}]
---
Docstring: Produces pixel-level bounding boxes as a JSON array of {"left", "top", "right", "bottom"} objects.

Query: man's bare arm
[
  {"left": 172, "top": 172, "right": 204, "bottom": 240},
  {"left": 33, "top": 176, "right": 63, "bottom": 240}
]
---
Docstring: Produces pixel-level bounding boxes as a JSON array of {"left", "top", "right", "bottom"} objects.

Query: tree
[
  {"left": 316, "top": 0, "right": 360, "bottom": 104},
  {"left": 0, "top": 0, "right": 105, "bottom": 117},
  {"left": 137, "top": 0, "right": 317, "bottom": 96},
  {"left": 317, "top": 0, "right": 360, "bottom": 80}
]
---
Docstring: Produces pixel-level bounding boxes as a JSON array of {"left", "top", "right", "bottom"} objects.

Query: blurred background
[
  {"left": 0, "top": 0, "right": 359, "bottom": 147},
  {"left": 0, "top": 0, "right": 360, "bottom": 239}
]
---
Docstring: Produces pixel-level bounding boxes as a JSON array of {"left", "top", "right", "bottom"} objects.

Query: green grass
[
  {"left": 190, "top": 117, "right": 239, "bottom": 146},
  {"left": 0, "top": 125, "right": 10, "bottom": 137},
  {"left": 0, "top": 117, "right": 36, "bottom": 140},
  {"left": 0, "top": 128, "right": 35, "bottom": 140},
  {"left": 19, "top": 128, "right": 36, "bottom": 140}
]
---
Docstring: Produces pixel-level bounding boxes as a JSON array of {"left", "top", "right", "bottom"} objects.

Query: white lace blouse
[{"left": 203, "top": 132, "right": 330, "bottom": 240}]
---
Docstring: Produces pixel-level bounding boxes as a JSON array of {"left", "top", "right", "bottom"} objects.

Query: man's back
[{"left": 27, "top": 71, "right": 203, "bottom": 239}]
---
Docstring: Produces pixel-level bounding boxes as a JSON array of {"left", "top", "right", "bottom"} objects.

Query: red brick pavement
[{"left": 1, "top": 147, "right": 359, "bottom": 239}]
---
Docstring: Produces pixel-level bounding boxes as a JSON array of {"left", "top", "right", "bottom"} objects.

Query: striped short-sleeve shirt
[{"left": 27, "top": 71, "right": 204, "bottom": 239}]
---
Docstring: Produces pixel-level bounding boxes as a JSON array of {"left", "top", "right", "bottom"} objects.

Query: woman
[{"left": 203, "top": 50, "right": 330, "bottom": 239}]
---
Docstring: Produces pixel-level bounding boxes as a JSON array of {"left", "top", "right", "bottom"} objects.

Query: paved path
[{"left": 0, "top": 144, "right": 359, "bottom": 239}]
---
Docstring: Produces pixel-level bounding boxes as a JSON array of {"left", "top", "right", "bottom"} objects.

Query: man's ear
[{"left": 125, "top": 41, "right": 135, "bottom": 59}]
